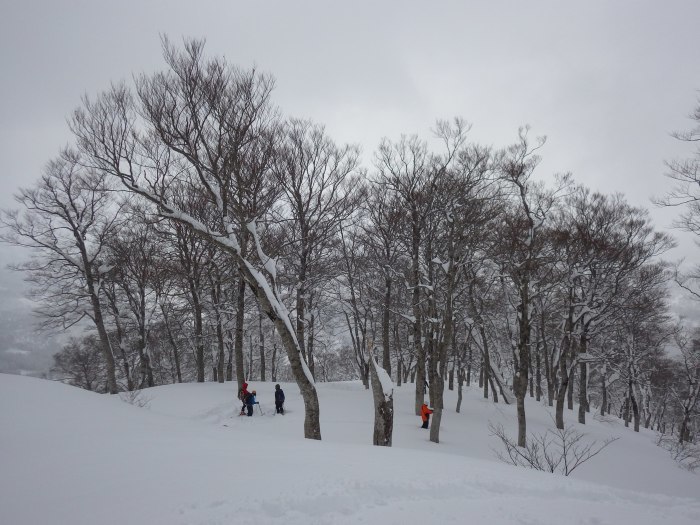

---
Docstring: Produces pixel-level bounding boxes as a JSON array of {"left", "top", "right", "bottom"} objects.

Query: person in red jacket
[
  {"left": 238, "top": 382, "right": 251, "bottom": 416},
  {"left": 420, "top": 402, "right": 433, "bottom": 429}
]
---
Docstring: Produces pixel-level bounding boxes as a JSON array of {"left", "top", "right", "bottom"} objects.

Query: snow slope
[{"left": 1, "top": 373, "right": 698, "bottom": 525}]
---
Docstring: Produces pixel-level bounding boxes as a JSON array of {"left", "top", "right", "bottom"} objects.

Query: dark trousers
[
  {"left": 421, "top": 415, "right": 429, "bottom": 429},
  {"left": 246, "top": 403, "right": 253, "bottom": 416},
  {"left": 275, "top": 401, "right": 284, "bottom": 414}
]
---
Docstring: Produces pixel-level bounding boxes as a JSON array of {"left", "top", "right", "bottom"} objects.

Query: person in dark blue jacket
[
  {"left": 245, "top": 390, "right": 256, "bottom": 417},
  {"left": 274, "top": 384, "right": 285, "bottom": 414}
]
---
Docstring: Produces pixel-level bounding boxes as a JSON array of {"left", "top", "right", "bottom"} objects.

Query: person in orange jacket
[{"left": 420, "top": 402, "right": 433, "bottom": 429}]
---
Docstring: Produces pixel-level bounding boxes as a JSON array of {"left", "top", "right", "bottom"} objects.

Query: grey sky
[{"left": 1, "top": 0, "right": 699, "bottom": 373}]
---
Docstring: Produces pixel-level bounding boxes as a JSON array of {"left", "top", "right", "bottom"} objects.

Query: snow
[
  {"left": 1, "top": 373, "right": 699, "bottom": 525},
  {"left": 97, "top": 263, "right": 114, "bottom": 274},
  {"left": 371, "top": 356, "right": 394, "bottom": 398}
]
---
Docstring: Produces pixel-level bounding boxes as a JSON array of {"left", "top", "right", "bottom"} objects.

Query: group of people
[
  {"left": 238, "top": 382, "right": 285, "bottom": 416},
  {"left": 238, "top": 382, "right": 433, "bottom": 430}
]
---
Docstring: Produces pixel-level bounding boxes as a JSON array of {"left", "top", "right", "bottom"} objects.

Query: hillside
[{"left": 1, "top": 373, "right": 698, "bottom": 524}]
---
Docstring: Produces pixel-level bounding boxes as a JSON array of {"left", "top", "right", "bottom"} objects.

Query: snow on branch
[
  {"left": 370, "top": 354, "right": 394, "bottom": 400},
  {"left": 247, "top": 218, "right": 278, "bottom": 285}
]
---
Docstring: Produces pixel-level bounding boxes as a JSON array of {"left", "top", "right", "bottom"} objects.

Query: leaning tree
[{"left": 69, "top": 38, "right": 322, "bottom": 440}]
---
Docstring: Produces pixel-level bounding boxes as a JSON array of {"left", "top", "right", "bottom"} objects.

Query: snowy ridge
[{"left": 1, "top": 374, "right": 699, "bottom": 525}]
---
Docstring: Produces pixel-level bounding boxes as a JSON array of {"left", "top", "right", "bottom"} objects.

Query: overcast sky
[{"left": 1, "top": 0, "right": 699, "bottom": 372}]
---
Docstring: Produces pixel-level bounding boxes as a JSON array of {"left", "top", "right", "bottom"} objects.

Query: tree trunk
[
  {"left": 528, "top": 347, "right": 534, "bottom": 398},
  {"left": 225, "top": 329, "right": 234, "bottom": 382},
  {"left": 369, "top": 356, "right": 394, "bottom": 446},
  {"left": 214, "top": 289, "right": 226, "bottom": 384},
  {"left": 93, "top": 309, "right": 118, "bottom": 394},
  {"left": 456, "top": 369, "right": 464, "bottom": 413},
  {"left": 540, "top": 313, "right": 553, "bottom": 407},
  {"left": 234, "top": 253, "right": 321, "bottom": 439},
  {"left": 430, "top": 407, "right": 443, "bottom": 444},
  {"left": 382, "top": 276, "right": 392, "bottom": 375},
  {"left": 192, "top": 291, "right": 205, "bottom": 383},
  {"left": 296, "top": 250, "right": 308, "bottom": 363},
  {"left": 514, "top": 281, "right": 531, "bottom": 448},
  {"left": 555, "top": 309, "right": 573, "bottom": 430},
  {"left": 307, "top": 309, "right": 315, "bottom": 379},
  {"left": 248, "top": 332, "right": 254, "bottom": 380},
  {"left": 600, "top": 368, "right": 607, "bottom": 417},
  {"left": 107, "top": 291, "right": 134, "bottom": 391},
  {"left": 89, "top": 287, "right": 118, "bottom": 394},
  {"left": 394, "top": 321, "right": 402, "bottom": 386},
  {"left": 479, "top": 358, "right": 484, "bottom": 389},
  {"left": 235, "top": 271, "right": 246, "bottom": 386},
  {"left": 578, "top": 332, "right": 588, "bottom": 424},
  {"left": 271, "top": 341, "right": 277, "bottom": 382},
  {"left": 679, "top": 412, "right": 690, "bottom": 444},
  {"left": 630, "top": 382, "right": 640, "bottom": 432},
  {"left": 466, "top": 343, "right": 472, "bottom": 386},
  {"left": 567, "top": 364, "right": 575, "bottom": 411},
  {"left": 161, "top": 304, "right": 182, "bottom": 383},
  {"left": 258, "top": 307, "right": 266, "bottom": 382},
  {"left": 411, "top": 210, "right": 426, "bottom": 416},
  {"left": 488, "top": 374, "right": 500, "bottom": 403},
  {"left": 535, "top": 343, "right": 542, "bottom": 402},
  {"left": 481, "top": 333, "right": 490, "bottom": 400}
]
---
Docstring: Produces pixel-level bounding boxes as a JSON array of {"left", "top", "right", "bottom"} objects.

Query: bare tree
[
  {"left": 375, "top": 134, "right": 434, "bottom": 415},
  {"left": 0, "top": 153, "right": 123, "bottom": 393},
  {"left": 52, "top": 335, "right": 107, "bottom": 392},
  {"left": 672, "top": 331, "right": 700, "bottom": 443},
  {"left": 68, "top": 39, "right": 323, "bottom": 439},
  {"left": 273, "top": 118, "right": 362, "bottom": 376},
  {"left": 489, "top": 421, "right": 618, "bottom": 476},
  {"left": 496, "top": 128, "right": 568, "bottom": 447},
  {"left": 655, "top": 95, "right": 700, "bottom": 232},
  {"left": 106, "top": 215, "right": 161, "bottom": 388},
  {"left": 362, "top": 185, "right": 404, "bottom": 377}
]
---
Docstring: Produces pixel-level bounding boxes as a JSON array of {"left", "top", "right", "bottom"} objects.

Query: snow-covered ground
[{"left": 1, "top": 373, "right": 698, "bottom": 524}]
